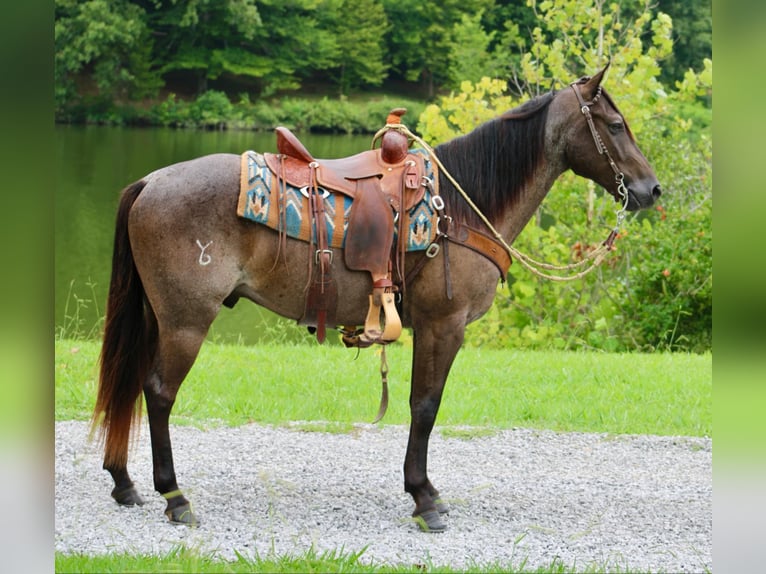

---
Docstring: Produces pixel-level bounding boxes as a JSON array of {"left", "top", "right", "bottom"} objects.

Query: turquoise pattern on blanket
[
  {"left": 239, "top": 149, "right": 437, "bottom": 251},
  {"left": 241, "top": 151, "right": 352, "bottom": 246}
]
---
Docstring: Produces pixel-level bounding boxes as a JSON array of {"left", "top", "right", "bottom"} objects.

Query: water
[{"left": 55, "top": 125, "right": 372, "bottom": 344}]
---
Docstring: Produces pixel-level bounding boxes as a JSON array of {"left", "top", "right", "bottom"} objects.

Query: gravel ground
[{"left": 55, "top": 420, "right": 712, "bottom": 572}]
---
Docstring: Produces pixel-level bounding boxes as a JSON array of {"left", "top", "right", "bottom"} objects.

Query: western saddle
[{"left": 264, "top": 109, "right": 431, "bottom": 347}]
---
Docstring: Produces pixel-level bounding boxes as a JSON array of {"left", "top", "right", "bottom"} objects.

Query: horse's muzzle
[{"left": 625, "top": 183, "right": 662, "bottom": 211}]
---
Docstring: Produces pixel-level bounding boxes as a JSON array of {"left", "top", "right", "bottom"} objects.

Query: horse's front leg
[{"left": 405, "top": 316, "right": 465, "bottom": 532}]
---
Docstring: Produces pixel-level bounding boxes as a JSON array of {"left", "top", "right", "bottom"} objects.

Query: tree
[
  {"left": 447, "top": 11, "right": 499, "bottom": 88},
  {"left": 382, "top": 0, "right": 494, "bottom": 98},
  {"left": 143, "top": 0, "right": 265, "bottom": 94},
  {"left": 54, "top": 0, "right": 712, "bottom": 116},
  {"left": 330, "top": 0, "right": 390, "bottom": 95},
  {"left": 55, "top": 0, "right": 159, "bottom": 106},
  {"left": 246, "top": 0, "right": 342, "bottom": 95},
  {"left": 654, "top": 0, "right": 712, "bottom": 85}
]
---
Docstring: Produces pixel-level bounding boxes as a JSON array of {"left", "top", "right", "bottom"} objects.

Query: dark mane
[{"left": 433, "top": 91, "right": 556, "bottom": 228}]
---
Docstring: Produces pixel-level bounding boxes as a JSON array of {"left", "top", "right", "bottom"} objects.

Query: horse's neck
[
  {"left": 435, "top": 108, "right": 567, "bottom": 247},
  {"left": 495, "top": 162, "right": 561, "bottom": 245}
]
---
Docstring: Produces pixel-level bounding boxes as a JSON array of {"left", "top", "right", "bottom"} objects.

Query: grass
[
  {"left": 55, "top": 338, "right": 711, "bottom": 573},
  {"left": 54, "top": 546, "right": 640, "bottom": 574},
  {"left": 55, "top": 339, "right": 711, "bottom": 437}
]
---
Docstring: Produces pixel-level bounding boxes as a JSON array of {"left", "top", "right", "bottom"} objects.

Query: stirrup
[
  {"left": 380, "top": 291, "right": 402, "bottom": 341},
  {"left": 361, "top": 294, "right": 384, "bottom": 342},
  {"left": 359, "top": 291, "right": 401, "bottom": 344}
]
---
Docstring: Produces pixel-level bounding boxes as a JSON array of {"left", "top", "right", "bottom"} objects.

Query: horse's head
[{"left": 554, "top": 64, "right": 662, "bottom": 211}]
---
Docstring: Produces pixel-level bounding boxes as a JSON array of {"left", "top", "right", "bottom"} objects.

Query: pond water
[{"left": 55, "top": 125, "right": 371, "bottom": 344}]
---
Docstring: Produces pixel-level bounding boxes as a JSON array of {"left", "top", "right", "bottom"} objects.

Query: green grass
[
  {"left": 55, "top": 339, "right": 711, "bottom": 437},
  {"left": 55, "top": 546, "right": 637, "bottom": 574},
  {"left": 55, "top": 339, "right": 710, "bottom": 573}
]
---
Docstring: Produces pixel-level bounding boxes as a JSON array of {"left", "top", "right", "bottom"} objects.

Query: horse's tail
[{"left": 91, "top": 180, "right": 157, "bottom": 469}]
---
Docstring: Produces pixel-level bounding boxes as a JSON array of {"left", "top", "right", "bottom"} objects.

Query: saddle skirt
[{"left": 237, "top": 148, "right": 439, "bottom": 252}]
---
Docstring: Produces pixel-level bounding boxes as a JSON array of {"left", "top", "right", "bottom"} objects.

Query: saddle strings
[
  {"left": 269, "top": 154, "right": 289, "bottom": 273},
  {"left": 373, "top": 123, "right": 626, "bottom": 282}
]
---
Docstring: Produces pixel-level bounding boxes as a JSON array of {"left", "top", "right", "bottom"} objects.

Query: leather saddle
[
  {"left": 264, "top": 109, "right": 429, "bottom": 346},
  {"left": 264, "top": 128, "right": 426, "bottom": 211}
]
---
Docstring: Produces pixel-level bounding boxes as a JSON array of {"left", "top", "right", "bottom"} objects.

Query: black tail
[{"left": 91, "top": 180, "right": 157, "bottom": 469}]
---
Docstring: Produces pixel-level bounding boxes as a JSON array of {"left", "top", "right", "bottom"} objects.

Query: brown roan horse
[{"left": 92, "top": 66, "right": 661, "bottom": 532}]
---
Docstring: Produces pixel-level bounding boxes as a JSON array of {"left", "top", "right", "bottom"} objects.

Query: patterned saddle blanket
[{"left": 236, "top": 148, "right": 438, "bottom": 251}]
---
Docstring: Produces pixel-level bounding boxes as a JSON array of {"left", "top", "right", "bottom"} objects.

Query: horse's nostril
[{"left": 652, "top": 185, "right": 662, "bottom": 199}]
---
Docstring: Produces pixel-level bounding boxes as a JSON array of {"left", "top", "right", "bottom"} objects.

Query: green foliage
[
  {"left": 188, "top": 90, "right": 235, "bottom": 129},
  {"left": 447, "top": 11, "right": 499, "bottom": 88},
  {"left": 55, "top": 0, "right": 710, "bottom": 118},
  {"left": 654, "top": 0, "right": 712, "bottom": 86},
  {"left": 150, "top": 0, "right": 265, "bottom": 92},
  {"left": 381, "top": 0, "right": 495, "bottom": 96},
  {"left": 617, "top": 122, "right": 712, "bottom": 352},
  {"left": 303, "top": 97, "right": 358, "bottom": 133},
  {"left": 331, "top": 0, "right": 390, "bottom": 95},
  {"left": 85, "top": 92, "right": 424, "bottom": 133},
  {"left": 418, "top": 1, "right": 712, "bottom": 353},
  {"left": 419, "top": 77, "right": 513, "bottom": 143},
  {"left": 149, "top": 93, "right": 190, "bottom": 127},
  {"left": 55, "top": 0, "right": 157, "bottom": 107},
  {"left": 240, "top": 0, "right": 341, "bottom": 95}
]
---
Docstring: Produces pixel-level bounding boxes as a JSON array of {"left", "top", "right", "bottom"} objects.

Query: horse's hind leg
[
  {"left": 143, "top": 322, "right": 211, "bottom": 525},
  {"left": 405, "top": 316, "right": 465, "bottom": 532}
]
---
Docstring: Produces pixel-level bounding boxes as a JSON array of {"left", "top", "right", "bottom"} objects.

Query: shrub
[
  {"left": 306, "top": 97, "right": 356, "bottom": 133},
  {"left": 188, "top": 90, "right": 234, "bottom": 129},
  {"left": 616, "top": 122, "right": 712, "bottom": 352},
  {"left": 149, "top": 93, "right": 191, "bottom": 127}
]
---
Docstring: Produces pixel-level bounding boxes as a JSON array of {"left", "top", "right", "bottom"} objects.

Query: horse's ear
[{"left": 581, "top": 61, "right": 610, "bottom": 100}]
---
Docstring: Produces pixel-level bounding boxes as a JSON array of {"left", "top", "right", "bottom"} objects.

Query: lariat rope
[{"left": 372, "top": 122, "right": 629, "bottom": 282}]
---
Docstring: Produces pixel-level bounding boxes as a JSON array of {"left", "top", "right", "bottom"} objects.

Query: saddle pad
[{"left": 237, "top": 150, "right": 438, "bottom": 251}]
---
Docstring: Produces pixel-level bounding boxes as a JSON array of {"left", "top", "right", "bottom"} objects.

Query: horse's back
[{"left": 142, "top": 153, "right": 240, "bottom": 196}]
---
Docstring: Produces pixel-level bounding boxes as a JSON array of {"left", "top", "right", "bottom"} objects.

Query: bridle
[{"left": 570, "top": 79, "right": 629, "bottom": 247}]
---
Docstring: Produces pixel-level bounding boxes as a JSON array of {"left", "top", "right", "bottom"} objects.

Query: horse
[{"left": 92, "top": 66, "right": 661, "bottom": 532}]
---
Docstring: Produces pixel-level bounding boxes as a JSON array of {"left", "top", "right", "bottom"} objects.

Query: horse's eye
[{"left": 608, "top": 122, "right": 625, "bottom": 134}]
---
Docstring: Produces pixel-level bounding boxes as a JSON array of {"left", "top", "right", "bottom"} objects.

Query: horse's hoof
[
  {"left": 111, "top": 485, "right": 144, "bottom": 506},
  {"left": 165, "top": 502, "right": 199, "bottom": 526},
  {"left": 414, "top": 509, "right": 447, "bottom": 533},
  {"left": 433, "top": 496, "right": 450, "bottom": 515}
]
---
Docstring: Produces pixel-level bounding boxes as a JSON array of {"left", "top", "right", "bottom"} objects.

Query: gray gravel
[{"left": 55, "top": 420, "right": 711, "bottom": 572}]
